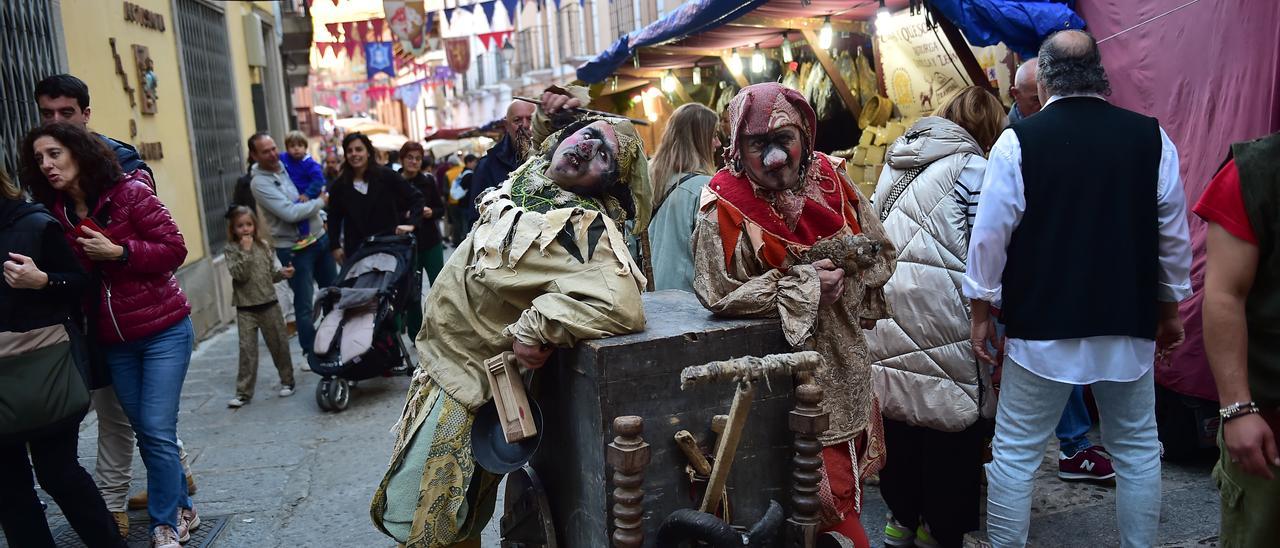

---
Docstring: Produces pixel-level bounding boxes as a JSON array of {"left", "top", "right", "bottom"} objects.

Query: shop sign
[
  {"left": 124, "top": 2, "right": 166, "bottom": 32},
  {"left": 876, "top": 10, "right": 1012, "bottom": 118}
]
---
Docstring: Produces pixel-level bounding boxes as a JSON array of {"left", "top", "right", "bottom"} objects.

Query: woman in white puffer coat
[{"left": 866, "top": 86, "right": 1007, "bottom": 548}]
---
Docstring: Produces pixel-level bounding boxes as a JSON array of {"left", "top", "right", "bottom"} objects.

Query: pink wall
[{"left": 1076, "top": 0, "right": 1280, "bottom": 399}]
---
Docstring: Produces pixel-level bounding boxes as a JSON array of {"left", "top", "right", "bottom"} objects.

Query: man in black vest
[
  {"left": 964, "top": 30, "right": 1193, "bottom": 547},
  {"left": 1195, "top": 133, "right": 1280, "bottom": 545}
]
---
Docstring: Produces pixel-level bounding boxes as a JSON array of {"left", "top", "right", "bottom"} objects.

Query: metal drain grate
[{"left": 52, "top": 514, "right": 228, "bottom": 548}]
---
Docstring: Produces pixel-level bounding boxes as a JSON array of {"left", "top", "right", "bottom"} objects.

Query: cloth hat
[
  {"left": 724, "top": 82, "right": 818, "bottom": 176},
  {"left": 539, "top": 117, "right": 652, "bottom": 235}
]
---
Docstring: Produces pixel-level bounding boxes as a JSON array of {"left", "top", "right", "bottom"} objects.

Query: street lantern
[
  {"left": 500, "top": 38, "right": 516, "bottom": 64},
  {"left": 781, "top": 33, "right": 793, "bottom": 64}
]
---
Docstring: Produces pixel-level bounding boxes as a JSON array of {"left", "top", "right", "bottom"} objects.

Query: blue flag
[
  {"left": 500, "top": 0, "right": 519, "bottom": 25},
  {"left": 365, "top": 41, "right": 395, "bottom": 78},
  {"left": 480, "top": 1, "right": 497, "bottom": 26}
]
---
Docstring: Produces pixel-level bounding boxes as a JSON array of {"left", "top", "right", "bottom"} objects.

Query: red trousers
[{"left": 819, "top": 440, "right": 869, "bottom": 548}]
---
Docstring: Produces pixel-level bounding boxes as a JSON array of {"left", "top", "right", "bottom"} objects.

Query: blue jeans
[
  {"left": 986, "top": 360, "right": 1161, "bottom": 547},
  {"left": 104, "top": 317, "right": 194, "bottom": 531},
  {"left": 276, "top": 235, "right": 338, "bottom": 365},
  {"left": 1056, "top": 385, "right": 1094, "bottom": 455}
]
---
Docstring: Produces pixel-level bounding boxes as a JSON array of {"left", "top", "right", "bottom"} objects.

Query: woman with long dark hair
[
  {"left": 0, "top": 169, "right": 126, "bottom": 548},
  {"left": 19, "top": 122, "right": 196, "bottom": 548},
  {"left": 325, "top": 132, "right": 425, "bottom": 264}
]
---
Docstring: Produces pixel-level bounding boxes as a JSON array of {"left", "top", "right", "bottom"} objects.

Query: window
[
  {"left": 638, "top": 0, "right": 660, "bottom": 27},
  {"left": 609, "top": 0, "right": 636, "bottom": 41},
  {"left": 557, "top": 3, "right": 585, "bottom": 59},
  {"left": 516, "top": 26, "right": 546, "bottom": 74}
]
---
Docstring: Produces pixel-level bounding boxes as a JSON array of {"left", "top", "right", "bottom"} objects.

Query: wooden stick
[
  {"left": 513, "top": 96, "right": 651, "bottom": 126},
  {"left": 674, "top": 430, "right": 713, "bottom": 476},
  {"left": 699, "top": 381, "right": 756, "bottom": 513}
]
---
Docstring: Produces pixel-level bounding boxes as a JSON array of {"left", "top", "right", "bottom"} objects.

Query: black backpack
[{"left": 232, "top": 171, "right": 257, "bottom": 211}]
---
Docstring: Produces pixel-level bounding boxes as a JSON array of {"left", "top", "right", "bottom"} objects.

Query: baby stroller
[{"left": 311, "top": 234, "right": 420, "bottom": 411}]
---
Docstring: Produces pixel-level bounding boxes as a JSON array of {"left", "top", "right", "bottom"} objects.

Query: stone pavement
[{"left": 24, "top": 324, "right": 1221, "bottom": 547}]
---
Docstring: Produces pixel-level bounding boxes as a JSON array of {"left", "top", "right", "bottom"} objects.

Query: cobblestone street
[{"left": 9, "top": 321, "right": 1219, "bottom": 547}]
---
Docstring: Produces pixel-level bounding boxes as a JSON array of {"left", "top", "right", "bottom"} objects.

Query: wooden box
[{"left": 527, "top": 290, "right": 794, "bottom": 548}]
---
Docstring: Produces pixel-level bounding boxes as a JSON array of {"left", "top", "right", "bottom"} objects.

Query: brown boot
[
  {"left": 112, "top": 511, "right": 129, "bottom": 538},
  {"left": 128, "top": 474, "right": 196, "bottom": 509}
]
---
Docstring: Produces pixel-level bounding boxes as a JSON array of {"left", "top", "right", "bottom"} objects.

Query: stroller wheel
[
  {"left": 316, "top": 379, "right": 334, "bottom": 411},
  {"left": 328, "top": 378, "right": 351, "bottom": 411}
]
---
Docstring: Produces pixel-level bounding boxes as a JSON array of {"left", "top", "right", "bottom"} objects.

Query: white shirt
[{"left": 961, "top": 95, "right": 1194, "bottom": 384}]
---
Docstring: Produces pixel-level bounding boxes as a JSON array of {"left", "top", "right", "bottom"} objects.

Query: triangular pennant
[
  {"left": 578, "top": 0, "right": 584, "bottom": 7},
  {"left": 551, "top": 0, "right": 560, "bottom": 10},
  {"left": 371, "top": 18, "right": 384, "bottom": 39},
  {"left": 500, "top": 0, "right": 519, "bottom": 25},
  {"left": 331, "top": 0, "right": 340, "bottom": 6},
  {"left": 356, "top": 20, "right": 369, "bottom": 41},
  {"left": 444, "top": 7, "right": 456, "bottom": 26},
  {"left": 425, "top": 11, "right": 435, "bottom": 36},
  {"left": 325, "top": 22, "right": 340, "bottom": 39},
  {"left": 342, "top": 22, "right": 355, "bottom": 41},
  {"left": 344, "top": 40, "right": 357, "bottom": 58},
  {"left": 480, "top": 1, "right": 497, "bottom": 27}
]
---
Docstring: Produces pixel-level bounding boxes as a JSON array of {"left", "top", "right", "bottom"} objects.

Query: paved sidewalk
[{"left": 22, "top": 323, "right": 1221, "bottom": 547}]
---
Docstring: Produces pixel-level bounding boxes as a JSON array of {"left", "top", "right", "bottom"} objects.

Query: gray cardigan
[{"left": 249, "top": 164, "right": 325, "bottom": 248}]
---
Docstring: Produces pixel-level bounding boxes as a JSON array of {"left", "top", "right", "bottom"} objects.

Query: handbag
[{"left": 0, "top": 333, "right": 91, "bottom": 439}]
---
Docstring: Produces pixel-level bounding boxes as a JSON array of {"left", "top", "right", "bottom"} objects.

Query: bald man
[
  {"left": 467, "top": 100, "right": 537, "bottom": 225},
  {"left": 1007, "top": 58, "right": 1041, "bottom": 124}
]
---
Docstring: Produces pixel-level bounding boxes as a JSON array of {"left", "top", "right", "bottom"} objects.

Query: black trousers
[
  {"left": 0, "top": 418, "right": 127, "bottom": 548},
  {"left": 878, "top": 418, "right": 987, "bottom": 548}
]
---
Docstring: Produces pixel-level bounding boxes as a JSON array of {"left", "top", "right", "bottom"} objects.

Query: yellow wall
[
  {"left": 59, "top": 0, "right": 207, "bottom": 263},
  {"left": 225, "top": 1, "right": 270, "bottom": 145}
]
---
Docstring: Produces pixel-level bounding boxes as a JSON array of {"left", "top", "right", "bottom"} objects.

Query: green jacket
[{"left": 224, "top": 241, "right": 286, "bottom": 308}]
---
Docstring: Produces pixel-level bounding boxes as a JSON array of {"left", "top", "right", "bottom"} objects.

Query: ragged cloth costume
[
  {"left": 691, "top": 83, "right": 896, "bottom": 541},
  {"left": 371, "top": 87, "right": 650, "bottom": 547}
]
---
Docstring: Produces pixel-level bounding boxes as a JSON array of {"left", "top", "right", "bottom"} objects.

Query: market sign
[{"left": 876, "top": 9, "right": 1013, "bottom": 119}]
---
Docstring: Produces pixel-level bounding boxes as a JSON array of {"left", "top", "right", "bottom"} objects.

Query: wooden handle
[{"left": 674, "top": 430, "right": 712, "bottom": 476}]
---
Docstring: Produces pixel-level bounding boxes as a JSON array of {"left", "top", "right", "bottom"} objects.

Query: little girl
[{"left": 223, "top": 206, "right": 296, "bottom": 408}]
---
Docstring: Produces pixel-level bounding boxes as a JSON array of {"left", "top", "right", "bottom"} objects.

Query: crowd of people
[{"left": 3, "top": 27, "right": 1277, "bottom": 548}]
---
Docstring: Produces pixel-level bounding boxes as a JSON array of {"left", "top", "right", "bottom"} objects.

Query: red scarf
[{"left": 707, "top": 154, "right": 862, "bottom": 271}]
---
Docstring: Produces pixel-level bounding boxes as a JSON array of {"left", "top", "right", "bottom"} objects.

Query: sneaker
[
  {"left": 1058, "top": 445, "right": 1116, "bottom": 482},
  {"left": 227, "top": 397, "right": 248, "bottom": 408},
  {"left": 914, "top": 523, "right": 940, "bottom": 548},
  {"left": 279, "top": 385, "right": 295, "bottom": 397},
  {"left": 177, "top": 506, "right": 200, "bottom": 543},
  {"left": 112, "top": 511, "right": 129, "bottom": 538},
  {"left": 151, "top": 524, "right": 180, "bottom": 548},
  {"left": 883, "top": 516, "right": 915, "bottom": 547},
  {"left": 962, "top": 531, "right": 993, "bottom": 548}
]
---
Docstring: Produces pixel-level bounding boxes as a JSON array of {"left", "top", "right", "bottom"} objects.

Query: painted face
[
  {"left": 547, "top": 121, "right": 618, "bottom": 192},
  {"left": 346, "top": 140, "right": 369, "bottom": 170},
  {"left": 33, "top": 135, "right": 81, "bottom": 192},
  {"left": 740, "top": 125, "right": 804, "bottom": 191},
  {"left": 401, "top": 151, "right": 423, "bottom": 175},
  {"left": 233, "top": 214, "right": 256, "bottom": 238},
  {"left": 36, "top": 95, "right": 89, "bottom": 126},
  {"left": 286, "top": 143, "right": 308, "bottom": 160},
  {"left": 253, "top": 136, "right": 281, "bottom": 171}
]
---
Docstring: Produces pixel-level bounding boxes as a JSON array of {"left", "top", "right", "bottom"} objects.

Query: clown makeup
[
  {"left": 741, "top": 125, "right": 804, "bottom": 191},
  {"left": 546, "top": 120, "right": 618, "bottom": 193}
]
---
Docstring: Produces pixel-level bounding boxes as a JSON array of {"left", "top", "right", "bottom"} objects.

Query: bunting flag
[
  {"left": 443, "top": 7, "right": 456, "bottom": 27},
  {"left": 342, "top": 22, "right": 355, "bottom": 41},
  {"left": 343, "top": 40, "right": 358, "bottom": 58},
  {"left": 551, "top": 0, "right": 560, "bottom": 10},
  {"left": 356, "top": 20, "right": 370, "bottom": 41},
  {"left": 325, "top": 22, "right": 340, "bottom": 39},
  {"left": 365, "top": 41, "right": 395, "bottom": 78},
  {"left": 384, "top": 1, "right": 430, "bottom": 57},
  {"left": 444, "top": 37, "right": 471, "bottom": 73},
  {"left": 478, "top": 30, "right": 512, "bottom": 51},
  {"left": 373, "top": 18, "right": 386, "bottom": 39},
  {"left": 500, "top": 0, "right": 519, "bottom": 25},
  {"left": 480, "top": 1, "right": 497, "bottom": 26},
  {"left": 396, "top": 83, "right": 423, "bottom": 108},
  {"left": 425, "top": 12, "right": 435, "bottom": 36}
]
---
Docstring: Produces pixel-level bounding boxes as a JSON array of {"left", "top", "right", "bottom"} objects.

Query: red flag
[
  {"left": 325, "top": 22, "right": 340, "bottom": 38},
  {"left": 331, "top": 0, "right": 340, "bottom": 6},
  {"left": 371, "top": 18, "right": 384, "bottom": 39},
  {"left": 444, "top": 37, "right": 471, "bottom": 73},
  {"left": 344, "top": 40, "right": 358, "bottom": 58},
  {"left": 342, "top": 22, "right": 355, "bottom": 41},
  {"left": 356, "top": 20, "right": 369, "bottom": 41}
]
